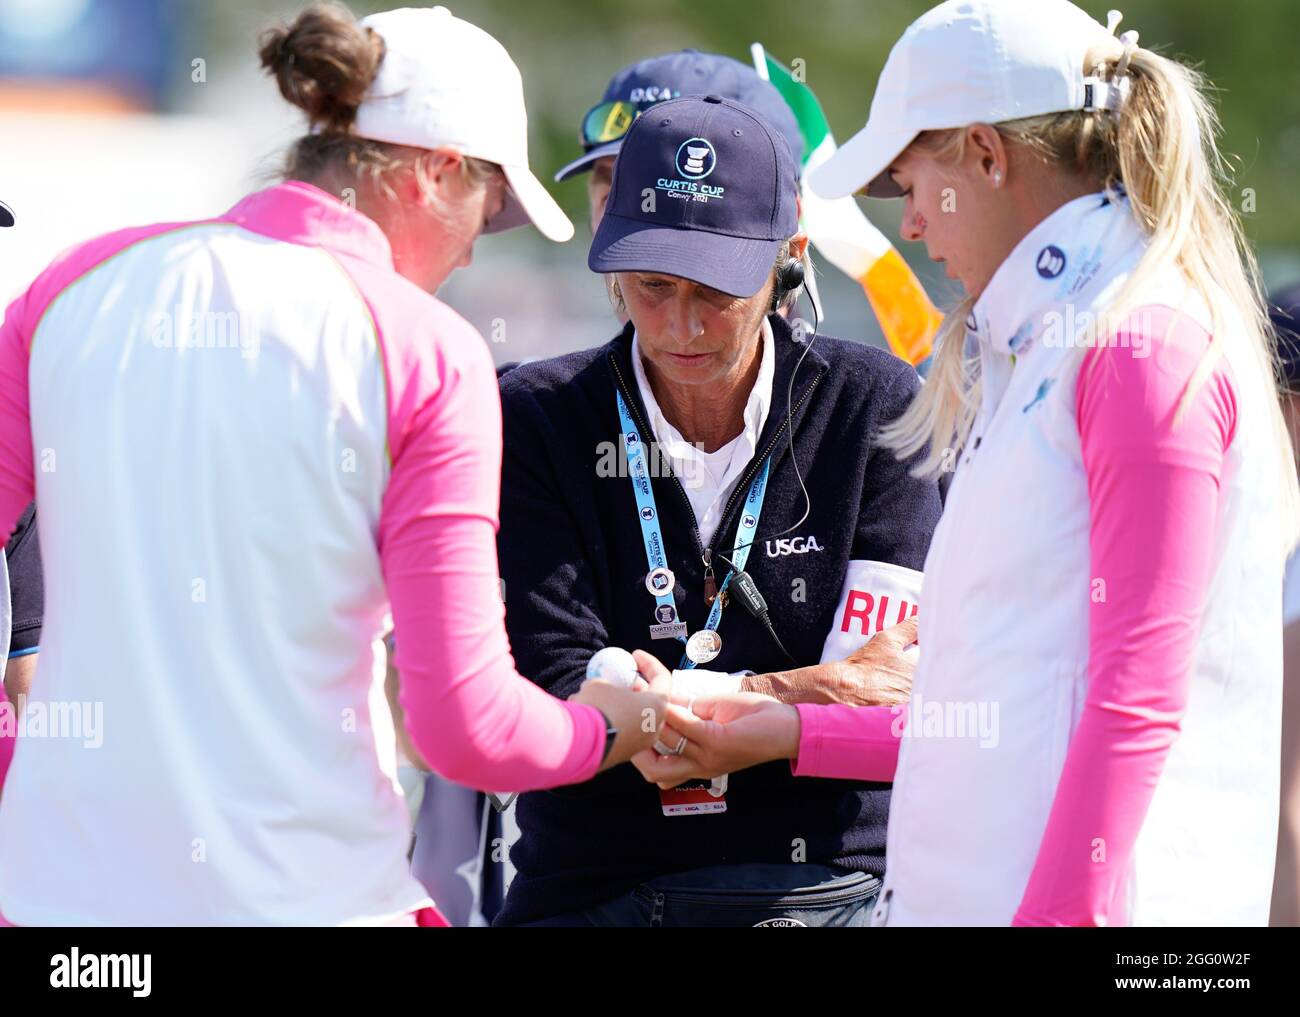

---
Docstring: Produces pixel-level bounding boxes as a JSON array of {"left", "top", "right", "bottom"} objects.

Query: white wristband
[{"left": 669, "top": 668, "right": 744, "bottom": 699}]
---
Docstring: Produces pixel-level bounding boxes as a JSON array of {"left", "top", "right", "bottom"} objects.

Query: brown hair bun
[{"left": 258, "top": 3, "right": 385, "bottom": 133}]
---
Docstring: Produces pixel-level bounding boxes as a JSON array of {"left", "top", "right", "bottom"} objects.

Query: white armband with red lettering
[{"left": 819, "top": 560, "right": 922, "bottom": 664}]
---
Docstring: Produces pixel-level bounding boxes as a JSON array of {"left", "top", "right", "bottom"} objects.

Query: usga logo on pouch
[
  {"left": 1036, "top": 245, "right": 1066, "bottom": 279},
  {"left": 675, "top": 137, "right": 716, "bottom": 180}
]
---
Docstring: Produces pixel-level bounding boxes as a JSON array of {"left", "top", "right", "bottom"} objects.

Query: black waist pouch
[{"left": 633, "top": 863, "right": 881, "bottom": 928}]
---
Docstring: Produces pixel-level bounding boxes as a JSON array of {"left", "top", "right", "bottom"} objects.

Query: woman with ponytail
[
  {"left": 637, "top": 0, "right": 1298, "bottom": 926},
  {"left": 0, "top": 3, "right": 668, "bottom": 926}
]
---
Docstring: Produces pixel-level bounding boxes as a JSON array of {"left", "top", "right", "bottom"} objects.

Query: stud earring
[{"left": 992, "top": 170, "right": 1002, "bottom": 187}]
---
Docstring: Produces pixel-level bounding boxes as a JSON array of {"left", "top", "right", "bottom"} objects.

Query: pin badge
[
  {"left": 650, "top": 603, "right": 688, "bottom": 640},
  {"left": 685, "top": 629, "right": 721, "bottom": 664},
  {"left": 645, "top": 567, "right": 675, "bottom": 596}
]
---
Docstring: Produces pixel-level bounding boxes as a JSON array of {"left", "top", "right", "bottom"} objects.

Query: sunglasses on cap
[{"left": 580, "top": 97, "right": 673, "bottom": 149}]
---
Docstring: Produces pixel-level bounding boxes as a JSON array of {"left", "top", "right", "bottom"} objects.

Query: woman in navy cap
[
  {"left": 417, "top": 50, "right": 811, "bottom": 923},
  {"left": 492, "top": 94, "right": 941, "bottom": 927}
]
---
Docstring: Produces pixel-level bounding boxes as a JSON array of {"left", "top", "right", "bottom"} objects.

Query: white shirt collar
[
  {"left": 630, "top": 317, "right": 775, "bottom": 545},
  {"left": 630, "top": 315, "right": 774, "bottom": 463}
]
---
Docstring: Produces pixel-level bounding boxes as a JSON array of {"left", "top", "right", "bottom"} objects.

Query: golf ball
[{"left": 584, "top": 646, "right": 639, "bottom": 689}]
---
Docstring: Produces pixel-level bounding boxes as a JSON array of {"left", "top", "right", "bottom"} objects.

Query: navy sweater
[{"left": 493, "top": 314, "right": 941, "bottom": 925}]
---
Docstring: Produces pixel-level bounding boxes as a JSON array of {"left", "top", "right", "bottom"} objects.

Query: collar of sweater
[{"left": 605, "top": 313, "right": 829, "bottom": 478}]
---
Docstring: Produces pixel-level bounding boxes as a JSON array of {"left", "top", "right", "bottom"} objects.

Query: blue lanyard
[{"left": 615, "top": 390, "right": 770, "bottom": 669}]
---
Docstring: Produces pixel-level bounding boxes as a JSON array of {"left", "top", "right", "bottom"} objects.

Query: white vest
[{"left": 878, "top": 192, "right": 1285, "bottom": 926}]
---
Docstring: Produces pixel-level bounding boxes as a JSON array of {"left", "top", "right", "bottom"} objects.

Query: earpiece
[{"left": 770, "top": 258, "right": 806, "bottom": 312}]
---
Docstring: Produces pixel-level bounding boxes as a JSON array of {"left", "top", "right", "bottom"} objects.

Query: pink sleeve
[
  {"left": 371, "top": 290, "right": 605, "bottom": 793},
  {"left": 789, "top": 703, "right": 903, "bottom": 781},
  {"left": 1012, "top": 306, "right": 1235, "bottom": 926},
  {"left": 0, "top": 286, "right": 36, "bottom": 545}
]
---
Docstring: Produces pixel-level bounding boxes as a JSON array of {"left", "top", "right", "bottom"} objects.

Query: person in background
[
  {"left": 0, "top": 3, "right": 666, "bottom": 926},
  {"left": 1273, "top": 279, "right": 1300, "bottom": 926},
  {"left": 556, "top": 49, "right": 803, "bottom": 240},
  {"left": 0, "top": 505, "right": 43, "bottom": 798}
]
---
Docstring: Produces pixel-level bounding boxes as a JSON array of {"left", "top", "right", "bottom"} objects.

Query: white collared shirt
[{"left": 631, "top": 316, "right": 775, "bottom": 547}]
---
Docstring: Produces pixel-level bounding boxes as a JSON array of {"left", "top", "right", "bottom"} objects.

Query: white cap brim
[
  {"left": 486, "top": 163, "right": 575, "bottom": 242},
  {"left": 808, "top": 116, "right": 917, "bottom": 200}
]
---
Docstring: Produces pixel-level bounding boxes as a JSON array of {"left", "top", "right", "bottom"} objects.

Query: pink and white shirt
[
  {"left": 0, "top": 181, "right": 606, "bottom": 925},
  {"left": 791, "top": 191, "right": 1288, "bottom": 926}
]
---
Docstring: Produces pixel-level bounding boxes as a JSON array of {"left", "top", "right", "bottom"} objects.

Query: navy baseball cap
[
  {"left": 588, "top": 94, "right": 799, "bottom": 298},
  {"left": 555, "top": 49, "right": 803, "bottom": 183},
  {"left": 0, "top": 201, "right": 12, "bottom": 228}
]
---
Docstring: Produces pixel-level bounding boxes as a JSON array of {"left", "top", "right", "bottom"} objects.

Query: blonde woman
[{"left": 636, "top": 0, "right": 1299, "bottom": 926}]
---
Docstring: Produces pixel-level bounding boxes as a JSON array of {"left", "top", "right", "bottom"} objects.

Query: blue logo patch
[
  {"left": 1022, "top": 377, "right": 1057, "bottom": 413},
  {"left": 1036, "top": 245, "right": 1066, "bottom": 279},
  {"left": 741, "top": 513, "right": 757, "bottom": 530},
  {"left": 675, "top": 137, "right": 717, "bottom": 181},
  {"left": 640, "top": 506, "right": 656, "bottom": 521}
]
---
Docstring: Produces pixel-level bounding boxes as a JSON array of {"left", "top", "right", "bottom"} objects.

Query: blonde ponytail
[
  {"left": 880, "top": 36, "right": 1300, "bottom": 552},
  {"left": 879, "top": 295, "right": 978, "bottom": 475}
]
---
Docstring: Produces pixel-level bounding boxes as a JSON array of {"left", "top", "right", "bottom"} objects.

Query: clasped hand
[
  {"left": 624, "top": 615, "right": 919, "bottom": 787},
  {"left": 628, "top": 652, "right": 801, "bottom": 789}
]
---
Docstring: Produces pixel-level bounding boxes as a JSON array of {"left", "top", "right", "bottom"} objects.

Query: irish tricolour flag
[{"left": 752, "top": 44, "right": 942, "bottom": 365}]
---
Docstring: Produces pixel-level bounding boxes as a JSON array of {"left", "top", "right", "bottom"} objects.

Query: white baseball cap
[
  {"left": 810, "top": 0, "right": 1129, "bottom": 200},
  {"left": 353, "top": 6, "right": 574, "bottom": 242}
]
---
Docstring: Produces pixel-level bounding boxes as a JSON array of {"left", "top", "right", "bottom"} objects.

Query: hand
[
  {"left": 630, "top": 691, "right": 800, "bottom": 788},
  {"left": 570, "top": 650, "right": 670, "bottom": 771},
  {"left": 747, "top": 615, "right": 918, "bottom": 708},
  {"left": 837, "top": 615, "right": 918, "bottom": 708}
]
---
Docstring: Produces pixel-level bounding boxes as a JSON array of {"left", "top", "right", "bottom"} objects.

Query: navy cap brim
[
  {"left": 554, "top": 141, "right": 623, "bottom": 183},
  {"left": 588, "top": 212, "right": 780, "bottom": 298},
  {"left": 0, "top": 201, "right": 13, "bottom": 228}
]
